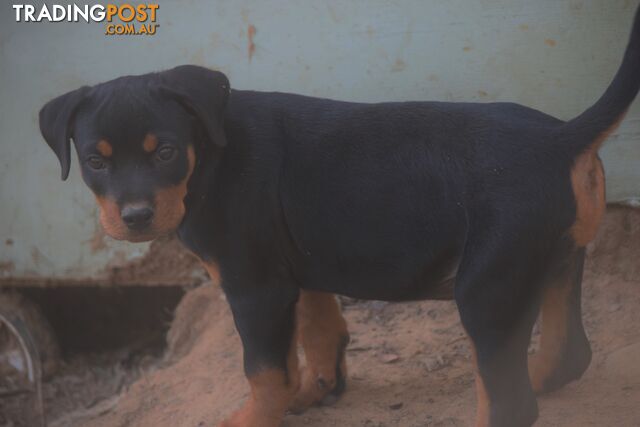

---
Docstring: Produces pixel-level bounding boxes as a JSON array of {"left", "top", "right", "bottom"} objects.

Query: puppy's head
[{"left": 39, "top": 65, "right": 229, "bottom": 242}]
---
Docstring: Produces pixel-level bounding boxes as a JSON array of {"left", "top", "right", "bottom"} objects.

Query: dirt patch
[
  {"left": 10, "top": 206, "right": 640, "bottom": 426},
  {"left": 0, "top": 286, "right": 185, "bottom": 427},
  {"left": 0, "top": 331, "right": 164, "bottom": 427}
]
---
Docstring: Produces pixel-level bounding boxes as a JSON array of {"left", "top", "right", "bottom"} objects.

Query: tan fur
[
  {"left": 570, "top": 149, "right": 606, "bottom": 247},
  {"left": 142, "top": 133, "right": 158, "bottom": 152},
  {"left": 96, "top": 139, "right": 113, "bottom": 157},
  {"left": 569, "top": 114, "right": 625, "bottom": 247},
  {"left": 95, "top": 195, "right": 127, "bottom": 238},
  {"left": 201, "top": 261, "right": 221, "bottom": 287},
  {"left": 289, "top": 290, "right": 349, "bottom": 413},
  {"left": 151, "top": 145, "right": 196, "bottom": 233},
  {"left": 528, "top": 281, "right": 571, "bottom": 393}
]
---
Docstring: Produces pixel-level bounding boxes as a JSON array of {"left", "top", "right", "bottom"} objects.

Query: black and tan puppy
[{"left": 39, "top": 7, "right": 640, "bottom": 427}]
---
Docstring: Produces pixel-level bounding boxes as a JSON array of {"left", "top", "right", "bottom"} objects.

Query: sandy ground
[{"left": 42, "top": 206, "right": 640, "bottom": 426}]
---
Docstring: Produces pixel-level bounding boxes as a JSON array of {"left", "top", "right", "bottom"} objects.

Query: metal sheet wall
[{"left": 1, "top": 0, "right": 638, "bottom": 280}]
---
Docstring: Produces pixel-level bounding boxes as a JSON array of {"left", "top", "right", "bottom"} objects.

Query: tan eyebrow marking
[
  {"left": 96, "top": 140, "right": 113, "bottom": 157},
  {"left": 143, "top": 133, "right": 158, "bottom": 152}
]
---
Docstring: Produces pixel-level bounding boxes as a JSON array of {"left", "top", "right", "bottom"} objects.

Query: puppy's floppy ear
[
  {"left": 39, "top": 86, "right": 90, "bottom": 180},
  {"left": 158, "top": 65, "right": 230, "bottom": 147}
]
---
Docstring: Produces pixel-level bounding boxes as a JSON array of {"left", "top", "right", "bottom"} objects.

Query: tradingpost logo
[{"left": 11, "top": 3, "right": 160, "bottom": 36}]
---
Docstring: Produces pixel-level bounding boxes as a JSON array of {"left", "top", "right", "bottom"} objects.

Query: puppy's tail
[{"left": 561, "top": 5, "right": 640, "bottom": 154}]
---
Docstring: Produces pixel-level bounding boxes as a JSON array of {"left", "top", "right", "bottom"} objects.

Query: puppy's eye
[
  {"left": 156, "top": 146, "right": 176, "bottom": 162},
  {"left": 86, "top": 155, "right": 107, "bottom": 170}
]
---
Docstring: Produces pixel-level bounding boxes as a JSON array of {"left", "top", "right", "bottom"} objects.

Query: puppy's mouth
[
  {"left": 100, "top": 227, "right": 159, "bottom": 243},
  {"left": 101, "top": 222, "right": 178, "bottom": 243},
  {"left": 119, "top": 230, "right": 160, "bottom": 243}
]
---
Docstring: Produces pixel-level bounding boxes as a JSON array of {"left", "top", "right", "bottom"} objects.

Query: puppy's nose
[{"left": 121, "top": 204, "right": 154, "bottom": 231}]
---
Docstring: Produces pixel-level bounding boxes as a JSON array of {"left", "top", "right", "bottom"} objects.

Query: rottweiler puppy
[{"left": 39, "top": 7, "right": 640, "bottom": 427}]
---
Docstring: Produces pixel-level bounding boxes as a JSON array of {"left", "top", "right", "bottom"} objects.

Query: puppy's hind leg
[
  {"left": 529, "top": 248, "right": 591, "bottom": 394},
  {"left": 289, "top": 290, "right": 350, "bottom": 414},
  {"left": 455, "top": 230, "right": 541, "bottom": 427}
]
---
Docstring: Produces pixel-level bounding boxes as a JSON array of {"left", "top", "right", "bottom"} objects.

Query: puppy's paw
[{"left": 288, "top": 365, "right": 344, "bottom": 414}]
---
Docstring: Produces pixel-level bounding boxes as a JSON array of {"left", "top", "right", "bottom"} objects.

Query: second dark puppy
[{"left": 39, "top": 7, "right": 640, "bottom": 427}]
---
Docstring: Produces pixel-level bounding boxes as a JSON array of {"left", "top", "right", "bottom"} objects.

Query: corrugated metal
[{"left": 0, "top": 0, "right": 638, "bottom": 282}]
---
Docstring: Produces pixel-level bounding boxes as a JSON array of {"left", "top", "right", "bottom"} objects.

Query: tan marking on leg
[
  {"left": 153, "top": 145, "right": 195, "bottom": 233},
  {"left": 96, "top": 139, "right": 112, "bottom": 157},
  {"left": 219, "top": 335, "right": 299, "bottom": 427},
  {"left": 528, "top": 281, "right": 571, "bottom": 393},
  {"left": 470, "top": 345, "right": 490, "bottom": 427},
  {"left": 570, "top": 150, "right": 606, "bottom": 246},
  {"left": 570, "top": 114, "right": 625, "bottom": 246},
  {"left": 290, "top": 290, "right": 349, "bottom": 413},
  {"left": 142, "top": 133, "right": 158, "bottom": 152},
  {"left": 201, "top": 261, "right": 221, "bottom": 286}
]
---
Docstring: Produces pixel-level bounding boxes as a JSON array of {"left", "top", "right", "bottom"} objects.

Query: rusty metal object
[
  {"left": 0, "top": 235, "right": 205, "bottom": 289},
  {"left": 0, "top": 308, "right": 46, "bottom": 427}
]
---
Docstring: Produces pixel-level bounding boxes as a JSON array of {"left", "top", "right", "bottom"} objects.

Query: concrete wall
[{"left": 1, "top": 0, "right": 638, "bottom": 281}]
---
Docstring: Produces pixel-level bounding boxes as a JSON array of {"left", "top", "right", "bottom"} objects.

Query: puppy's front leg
[{"left": 218, "top": 285, "right": 300, "bottom": 427}]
